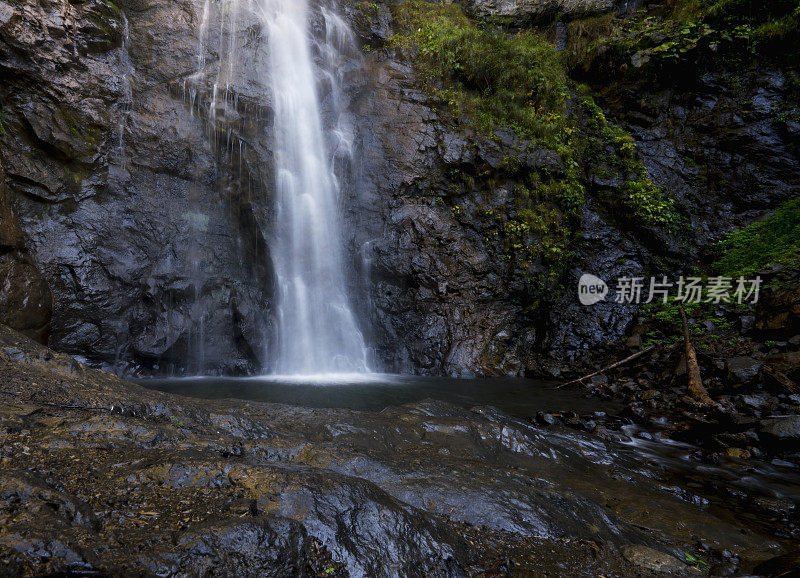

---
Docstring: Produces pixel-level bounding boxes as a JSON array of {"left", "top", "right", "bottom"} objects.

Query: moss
[
  {"left": 390, "top": 0, "right": 587, "bottom": 297},
  {"left": 754, "top": 4, "right": 800, "bottom": 44},
  {"left": 580, "top": 95, "right": 681, "bottom": 230},
  {"left": 87, "top": 0, "right": 125, "bottom": 43},
  {"left": 61, "top": 108, "right": 102, "bottom": 149},
  {"left": 350, "top": 0, "right": 381, "bottom": 17},
  {"left": 390, "top": 0, "right": 684, "bottom": 309},
  {"left": 501, "top": 155, "right": 522, "bottom": 174},
  {"left": 62, "top": 109, "right": 82, "bottom": 139},
  {"left": 347, "top": 0, "right": 390, "bottom": 48},
  {"left": 390, "top": 0, "right": 570, "bottom": 145},
  {"left": 563, "top": 14, "right": 618, "bottom": 71},
  {"left": 574, "top": 0, "right": 800, "bottom": 73},
  {"left": 713, "top": 196, "right": 800, "bottom": 277}
]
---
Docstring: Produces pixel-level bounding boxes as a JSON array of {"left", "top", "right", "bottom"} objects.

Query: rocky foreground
[{"left": 0, "top": 324, "right": 795, "bottom": 576}]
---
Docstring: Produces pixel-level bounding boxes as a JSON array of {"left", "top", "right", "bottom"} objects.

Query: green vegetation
[
  {"left": 641, "top": 295, "right": 740, "bottom": 341},
  {"left": 389, "top": 1, "right": 682, "bottom": 298},
  {"left": 714, "top": 196, "right": 800, "bottom": 277},
  {"left": 671, "top": 0, "right": 800, "bottom": 45},
  {"left": 61, "top": 108, "right": 102, "bottom": 149},
  {"left": 386, "top": 0, "right": 797, "bottom": 350},
  {"left": 638, "top": 197, "right": 800, "bottom": 348},
  {"left": 88, "top": 0, "right": 125, "bottom": 43},
  {"left": 683, "top": 551, "right": 711, "bottom": 571},
  {"left": 390, "top": 0, "right": 585, "bottom": 291},
  {"left": 390, "top": 1, "right": 571, "bottom": 145},
  {"left": 581, "top": 95, "right": 680, "bottom": 230},
  {"left": 62, "top": 108, "right": 82, "bottom": 139},
  {"left": 569, "top": 0, "right": 800, "bottom": 71}
]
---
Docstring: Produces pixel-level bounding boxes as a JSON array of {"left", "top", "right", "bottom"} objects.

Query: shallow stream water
[{"left": 139, "top": 375, "right": 800, "bottom": 551}]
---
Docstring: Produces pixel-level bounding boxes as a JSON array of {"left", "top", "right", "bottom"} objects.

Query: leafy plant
[
  {"left": 683, "top": 551, "right": 710, "bottom": 570},
  {"left": 622, "top": 178, "right": 680, "bottom": 230},
  {"left": 573, "top": 0, "right": 800, "bottom": 72},
  {"left": 581, "top": 95, "right": 681, "bottom": 230},
  {"left": 714, "top": 196, "right": 800, "bottom": 277},
  {"left": 390, "top": 0, "right": 570, "bottom": 145}
]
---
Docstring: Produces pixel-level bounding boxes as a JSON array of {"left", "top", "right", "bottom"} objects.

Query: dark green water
[{"left": 136, "top": 373, "right": 615, "bottom": 418}]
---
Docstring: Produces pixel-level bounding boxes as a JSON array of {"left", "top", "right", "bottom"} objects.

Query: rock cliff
[{"left": 1, "top": 0, "right": 797, "bottom": 376}]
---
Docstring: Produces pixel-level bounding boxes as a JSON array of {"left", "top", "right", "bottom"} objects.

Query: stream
[{"left": 139, "top": 375, "right": 800, "bottom": 553}]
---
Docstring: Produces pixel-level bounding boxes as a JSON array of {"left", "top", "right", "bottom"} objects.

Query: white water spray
[{"left": 258, "top": 0, "right": 369, "bottom": 374}]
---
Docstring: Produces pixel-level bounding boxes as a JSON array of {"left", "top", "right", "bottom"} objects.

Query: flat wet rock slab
[{"left": 0, "top": 326, "right": 788, "bottom": 576}]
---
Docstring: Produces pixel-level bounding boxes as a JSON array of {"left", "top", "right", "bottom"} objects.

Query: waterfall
[
  {"left": 258, "top": 0, "right": 369, "bottom": 375},
  {"left": 181, "top": 0, "right": 369, "bottom": 375}
]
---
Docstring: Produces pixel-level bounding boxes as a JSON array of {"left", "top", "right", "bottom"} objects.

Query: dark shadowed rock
[
  {"left": 760, "top": 416, "right": 800, "bottom": 442},
  {"left": 753, "top": 550, "right": 800, "bottom": 577},
  {"left": 457, "top": 0, "right": 621, "bottom": 25},
  {"left": 757, "top": 267, "right": 800, "bottom": 335},
  {"left": 0, "top": 0, "right": 275, "bottom": 374},
  {"left": 726, "top": 357, "right": 763, "bottom": 385},
  {"left": 0, "top": 158, "right": 51, "bottom": 342}
]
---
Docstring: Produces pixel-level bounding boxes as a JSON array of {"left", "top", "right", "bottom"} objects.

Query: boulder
[
  {"left": 457, "top": 0, "right": 618, "bottom": 24},
  {"left": 621, "top": 545, "right": 690, "bottom": 574},
  {"left": 756, "top": 266, "right": 800, "bottom": 334},
  {"left": 765, "top": 351, "right": 800, "bottom": 378},
  {"left": 726, "top": 357, "right": 763, "bottom": 385},
  {"left": 759, "top": 416, "right": 800, "bottom": 442}
]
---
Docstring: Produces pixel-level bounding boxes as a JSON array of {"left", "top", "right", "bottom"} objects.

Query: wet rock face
[
  {"left": 347, "top": 45, "right": 664, "bottom": 375},
  {"left": 0, "top": 160, "right": 51, "bottom": 342},
  {"left": 0, "top": 0, "right": 273, "bottom": 374},
  {"left": 141, "top": 518, "right": 319, "bottom": 577},
  {"left": 347, "top": 6, "right": 800, "bottom": 375},
  {"left": 3, "top": 0, "right": 642, "bottom": 377},
  {"left": 600, "top": 70, "right": 800, "bottom": 245},
  {"left": 0, "top": 0, "right": 796, "bottom": 378},
  {"left": 347, "top": 59, "right": 531, "bottom": 376},
  {"left": 456, "top": 0, "right": 622, "bottom": 25}
]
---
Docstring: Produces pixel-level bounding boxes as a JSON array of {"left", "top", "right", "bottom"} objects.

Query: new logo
[{"left": 578, "top": 274, "right": 608, "bottom": 305}]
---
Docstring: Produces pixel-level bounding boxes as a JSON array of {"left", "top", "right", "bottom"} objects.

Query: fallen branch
[
  {"left": 764, "top": 366, "right": 800, "bottom": 395},
  {"left": 680, "top": 307, "right": 715, "bottom": 406},
  {"left": 559, "top": 345, "right": 656, "bottom": 388}
]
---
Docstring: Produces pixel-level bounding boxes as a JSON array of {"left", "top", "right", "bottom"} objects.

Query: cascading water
[
  {"left": 180, "top": 0, "right": 370, "bottom": 375},
  {"left": 258, "top": 0, "right": 370, "bottom": 375}
]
